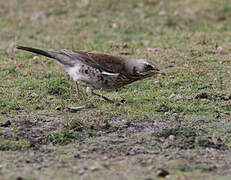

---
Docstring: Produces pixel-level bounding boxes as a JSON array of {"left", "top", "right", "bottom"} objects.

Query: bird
[{"left": 17, "top": 46, "right": 165, "bottom": 103}]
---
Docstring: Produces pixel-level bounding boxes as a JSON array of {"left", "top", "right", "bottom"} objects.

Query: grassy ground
[{"left": 1, "top": 0, "right": 231, "bottom": 179}]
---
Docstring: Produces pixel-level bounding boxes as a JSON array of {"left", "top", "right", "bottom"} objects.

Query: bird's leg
[
  {"left": 75, "top": 81, "right": 80, "bottom": 97},
  {"left": 92, "top": 92, "right": 114, "bottom": 104}
]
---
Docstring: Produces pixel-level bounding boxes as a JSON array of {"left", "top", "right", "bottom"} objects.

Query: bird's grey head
[{"left": 126, "top": 59, "right": 165, "bottom": 77}]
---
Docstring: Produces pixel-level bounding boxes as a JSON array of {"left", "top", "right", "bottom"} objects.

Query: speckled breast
[
  {"left": 67, "top": 64, "right": 118, "bottom": 91},
  {"left": 67, "top": 63, "right": 142, "bottom": 91}
]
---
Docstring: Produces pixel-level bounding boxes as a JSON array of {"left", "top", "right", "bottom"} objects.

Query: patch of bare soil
[
  {"left": 0, "top": 114, "right": 66, "bottom": 150},
  {"left": 0, "top": 114, "right": 231, "bottom": 179}
]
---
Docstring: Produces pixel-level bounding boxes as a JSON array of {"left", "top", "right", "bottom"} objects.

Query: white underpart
[
  {"left": 65, "top": 64, "right": 120, "bottom": 92},
  {"left": 65, "top": 64, "right": 86, "bottom": 81},
  {"left": 66, "top": 64, "right": 119, "bottom": 81}
]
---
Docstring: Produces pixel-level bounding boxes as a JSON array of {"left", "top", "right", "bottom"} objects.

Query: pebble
[
  {"left": 33, "top": 56, "right": 39, "bottom": 60},
  {"left": 169, "top": 135, "right": 175, "bottom": 141},
  {"left": 217, "top": 46, "right": 223, "bottom": 53}
]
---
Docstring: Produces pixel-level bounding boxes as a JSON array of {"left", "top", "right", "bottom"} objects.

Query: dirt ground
[{"left": 1, "top": 113, "right": 231, "bottom": 179}]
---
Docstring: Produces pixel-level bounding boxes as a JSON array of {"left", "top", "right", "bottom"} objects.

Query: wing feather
[{"left": 59, "top": 50, "right": 126, "bottom": 73}]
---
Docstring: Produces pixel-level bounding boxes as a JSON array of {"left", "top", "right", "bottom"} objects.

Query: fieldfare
[{"left": 17, "top": 46, "right": 164, "bottom": 103}]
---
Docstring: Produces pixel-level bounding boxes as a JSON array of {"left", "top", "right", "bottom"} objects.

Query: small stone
[
  {"left": 169, "top": 135, "right": 175, "bottom": 141},
  {"left": 159, "top": 11, "right": 166, "bottom": 16},
  {"left": 33, "top": 56, "right": 39, "bottom": 60},
  {"left": 164, "top": 112, "right": 170, "bottom": 116},
  {"left": 55, "top": 106, "right": 61, "bottom": 111},
  {"left": 112, "top": 23, "right": 117, "bottom": 28},
  {"left": 175, "top": 94, "right": 182, "bottom": 100},
  {"left": 102, "top": 156, "right": 108, "bottom": 160},
  {"left": 30, "top": 92, "right": 38, "bottom": 98},
  {"left": 89, "top": 163, "right": 101, "bottom": 171},
  {"left": 201, "top": 99, "right": 211, "bottom": 103},
  {"left": 217, "top": 46, "right": 223, "bottom": 53},
  {"left": 154, "top": 80, "right": 163, "bottom": 87},
  {"left": 154, "top": 80, "right": 159, "bottom": 84},
  {"left": 169, "top": 93, "right": 175, "bottom": 99}
]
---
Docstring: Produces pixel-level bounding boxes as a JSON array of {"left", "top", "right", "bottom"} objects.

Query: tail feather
[{"left": 17, "top": 46, "right": 74, "bottom": 67}]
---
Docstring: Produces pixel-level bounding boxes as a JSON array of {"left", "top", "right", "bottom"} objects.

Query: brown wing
[{"left": 59, "top": 50, "right": 126, "bottom": 73}]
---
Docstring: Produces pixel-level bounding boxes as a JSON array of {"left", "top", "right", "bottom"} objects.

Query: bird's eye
[{"left": 145, "top": 64, "right": 154, "bottom": 71}]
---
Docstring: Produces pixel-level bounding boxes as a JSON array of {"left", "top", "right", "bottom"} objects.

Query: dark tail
[
  {"left": 17, "top": 46, "right": 55, "bottom": 59},
  {"left": 17, "top": 46, "right": 74, "bottom": 67}
]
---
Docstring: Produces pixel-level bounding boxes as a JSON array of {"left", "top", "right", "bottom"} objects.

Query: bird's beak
[{"left": 154, "top": 69, "right": 165, "bottom": 75}]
